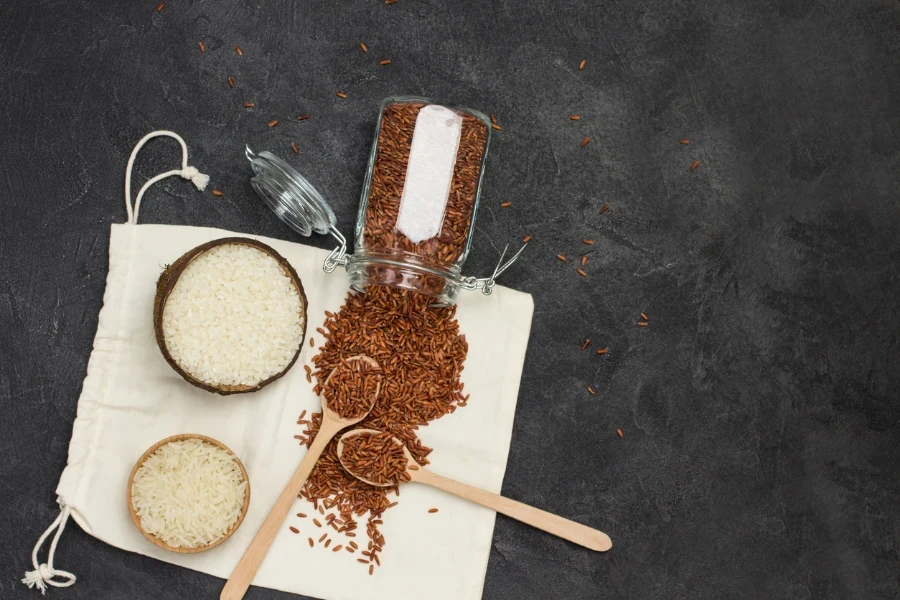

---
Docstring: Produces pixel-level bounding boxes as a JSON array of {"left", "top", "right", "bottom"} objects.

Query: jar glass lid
[{"left": 245, "top": 146, "right": 336, "bottom": 237}]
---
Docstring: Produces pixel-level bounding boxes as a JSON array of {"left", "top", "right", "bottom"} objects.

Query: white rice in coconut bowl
[{"left": 161, "top": 242, "right": 305, "bottom": 389}]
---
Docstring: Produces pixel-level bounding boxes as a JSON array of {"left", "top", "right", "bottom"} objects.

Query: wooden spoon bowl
[
  {"left": 128, "top": 434, "right": 251, "bottom": 554},
  {"left": 336, "top": 428, "right": 416, "bottom": 487},
  {"left": 319, "top": 355, "right": 382, "bottom": 425}
]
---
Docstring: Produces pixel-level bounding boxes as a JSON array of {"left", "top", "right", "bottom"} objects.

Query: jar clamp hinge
[{"left": 323, "top": 227, "right": 349, "bottom": 273}]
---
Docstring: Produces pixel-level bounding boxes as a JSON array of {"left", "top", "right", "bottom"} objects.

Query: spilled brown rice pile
[{"left": 295, "top": 286, "right": 469, "bottom": 570}]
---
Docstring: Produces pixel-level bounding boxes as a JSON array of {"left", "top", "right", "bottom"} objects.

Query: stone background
[{"left": 2, "top": 1, "right": 899, "bottom": 598}]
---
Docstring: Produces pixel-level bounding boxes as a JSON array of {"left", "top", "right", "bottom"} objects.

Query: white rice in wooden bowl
[{"left": 130, "top": 437, "right": 248, "bottom": 549}]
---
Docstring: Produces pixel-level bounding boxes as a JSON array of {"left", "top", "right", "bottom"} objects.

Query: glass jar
[
  {"left": 347, "top": 97, "right": 491, "bottom": 304},
  {"left": 245, "top": 96, "right": 524, "bottom": 306}
]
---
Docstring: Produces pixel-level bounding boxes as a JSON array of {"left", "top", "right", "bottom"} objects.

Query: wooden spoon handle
[
  {"left": 220, "top": 420, "right": 340, "bottom": 600},
  {"left": 415, "top": 469, "right": 612, "bottom": 552}
]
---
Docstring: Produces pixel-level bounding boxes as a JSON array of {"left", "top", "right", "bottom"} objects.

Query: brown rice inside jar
[{"left": 347, "top": 97, "right": 491, "bottom": 306}]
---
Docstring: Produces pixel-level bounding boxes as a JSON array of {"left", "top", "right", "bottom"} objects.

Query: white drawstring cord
[
  {"left": 21, "top": 131, "right": 208, "bottom": 595},
  {"left": 124, "top": 130, "right": 209, "bottom": 224},
  {"left": 22, "top": 504, "right": 76, "bottom": 595}
]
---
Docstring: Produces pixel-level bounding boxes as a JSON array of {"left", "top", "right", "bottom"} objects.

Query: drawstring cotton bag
[{"left": 24, "top": 131, "right": 534, "bottom": 599}]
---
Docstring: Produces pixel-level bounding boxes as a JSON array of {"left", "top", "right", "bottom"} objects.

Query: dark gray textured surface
[{"left": 2, "top": 1, "right": 899, "bottom": 598}]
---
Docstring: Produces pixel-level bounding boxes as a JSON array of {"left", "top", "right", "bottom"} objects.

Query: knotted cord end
[
  {"left": 22, "top": 561, "right": 75, "bottom": 595},
  {"left": 22, "top": 564, "right": 52, "bottom": 595},
  {"left": 22, "top": 504, "right": 76, "bottom": 594},
  {"left": 179, "top": 166, "right": 210, "bottom": 191}
]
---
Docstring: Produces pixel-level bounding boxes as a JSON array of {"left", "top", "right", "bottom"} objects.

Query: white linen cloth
[{"left": 22, "top": 127, "right": 534, "bottom": 599}]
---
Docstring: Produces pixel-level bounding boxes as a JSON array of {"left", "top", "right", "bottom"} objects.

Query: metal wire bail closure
[
  {"left": 245, "top": 146, "right": 348, "bottom": 271},
  {"left": 459, "top": 241, "right": 529, "bottom": 295}
]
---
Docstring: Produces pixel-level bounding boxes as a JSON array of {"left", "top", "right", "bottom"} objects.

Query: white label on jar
[{"left": 396, "top": 104, "right": 463, "bottom": 244}]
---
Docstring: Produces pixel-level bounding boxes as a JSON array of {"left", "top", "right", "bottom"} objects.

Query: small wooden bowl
[
  {"left": 153, "top": 237, "right": 308, "bottom": 395},
  {"left": 127, "top": 434, "right": 251, "bottom": 554}
]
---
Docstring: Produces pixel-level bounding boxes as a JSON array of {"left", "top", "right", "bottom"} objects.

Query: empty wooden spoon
[
  {"left": 221, "top": 356, "right": 382, "bottom": 600},
  {"left": 337, "top": 429, "right": 612, "bottom": 552}
]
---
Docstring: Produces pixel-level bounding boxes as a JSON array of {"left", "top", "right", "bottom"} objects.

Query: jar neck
[{"left": 346, "top": 250, "right": 461, "bottom": 306}]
